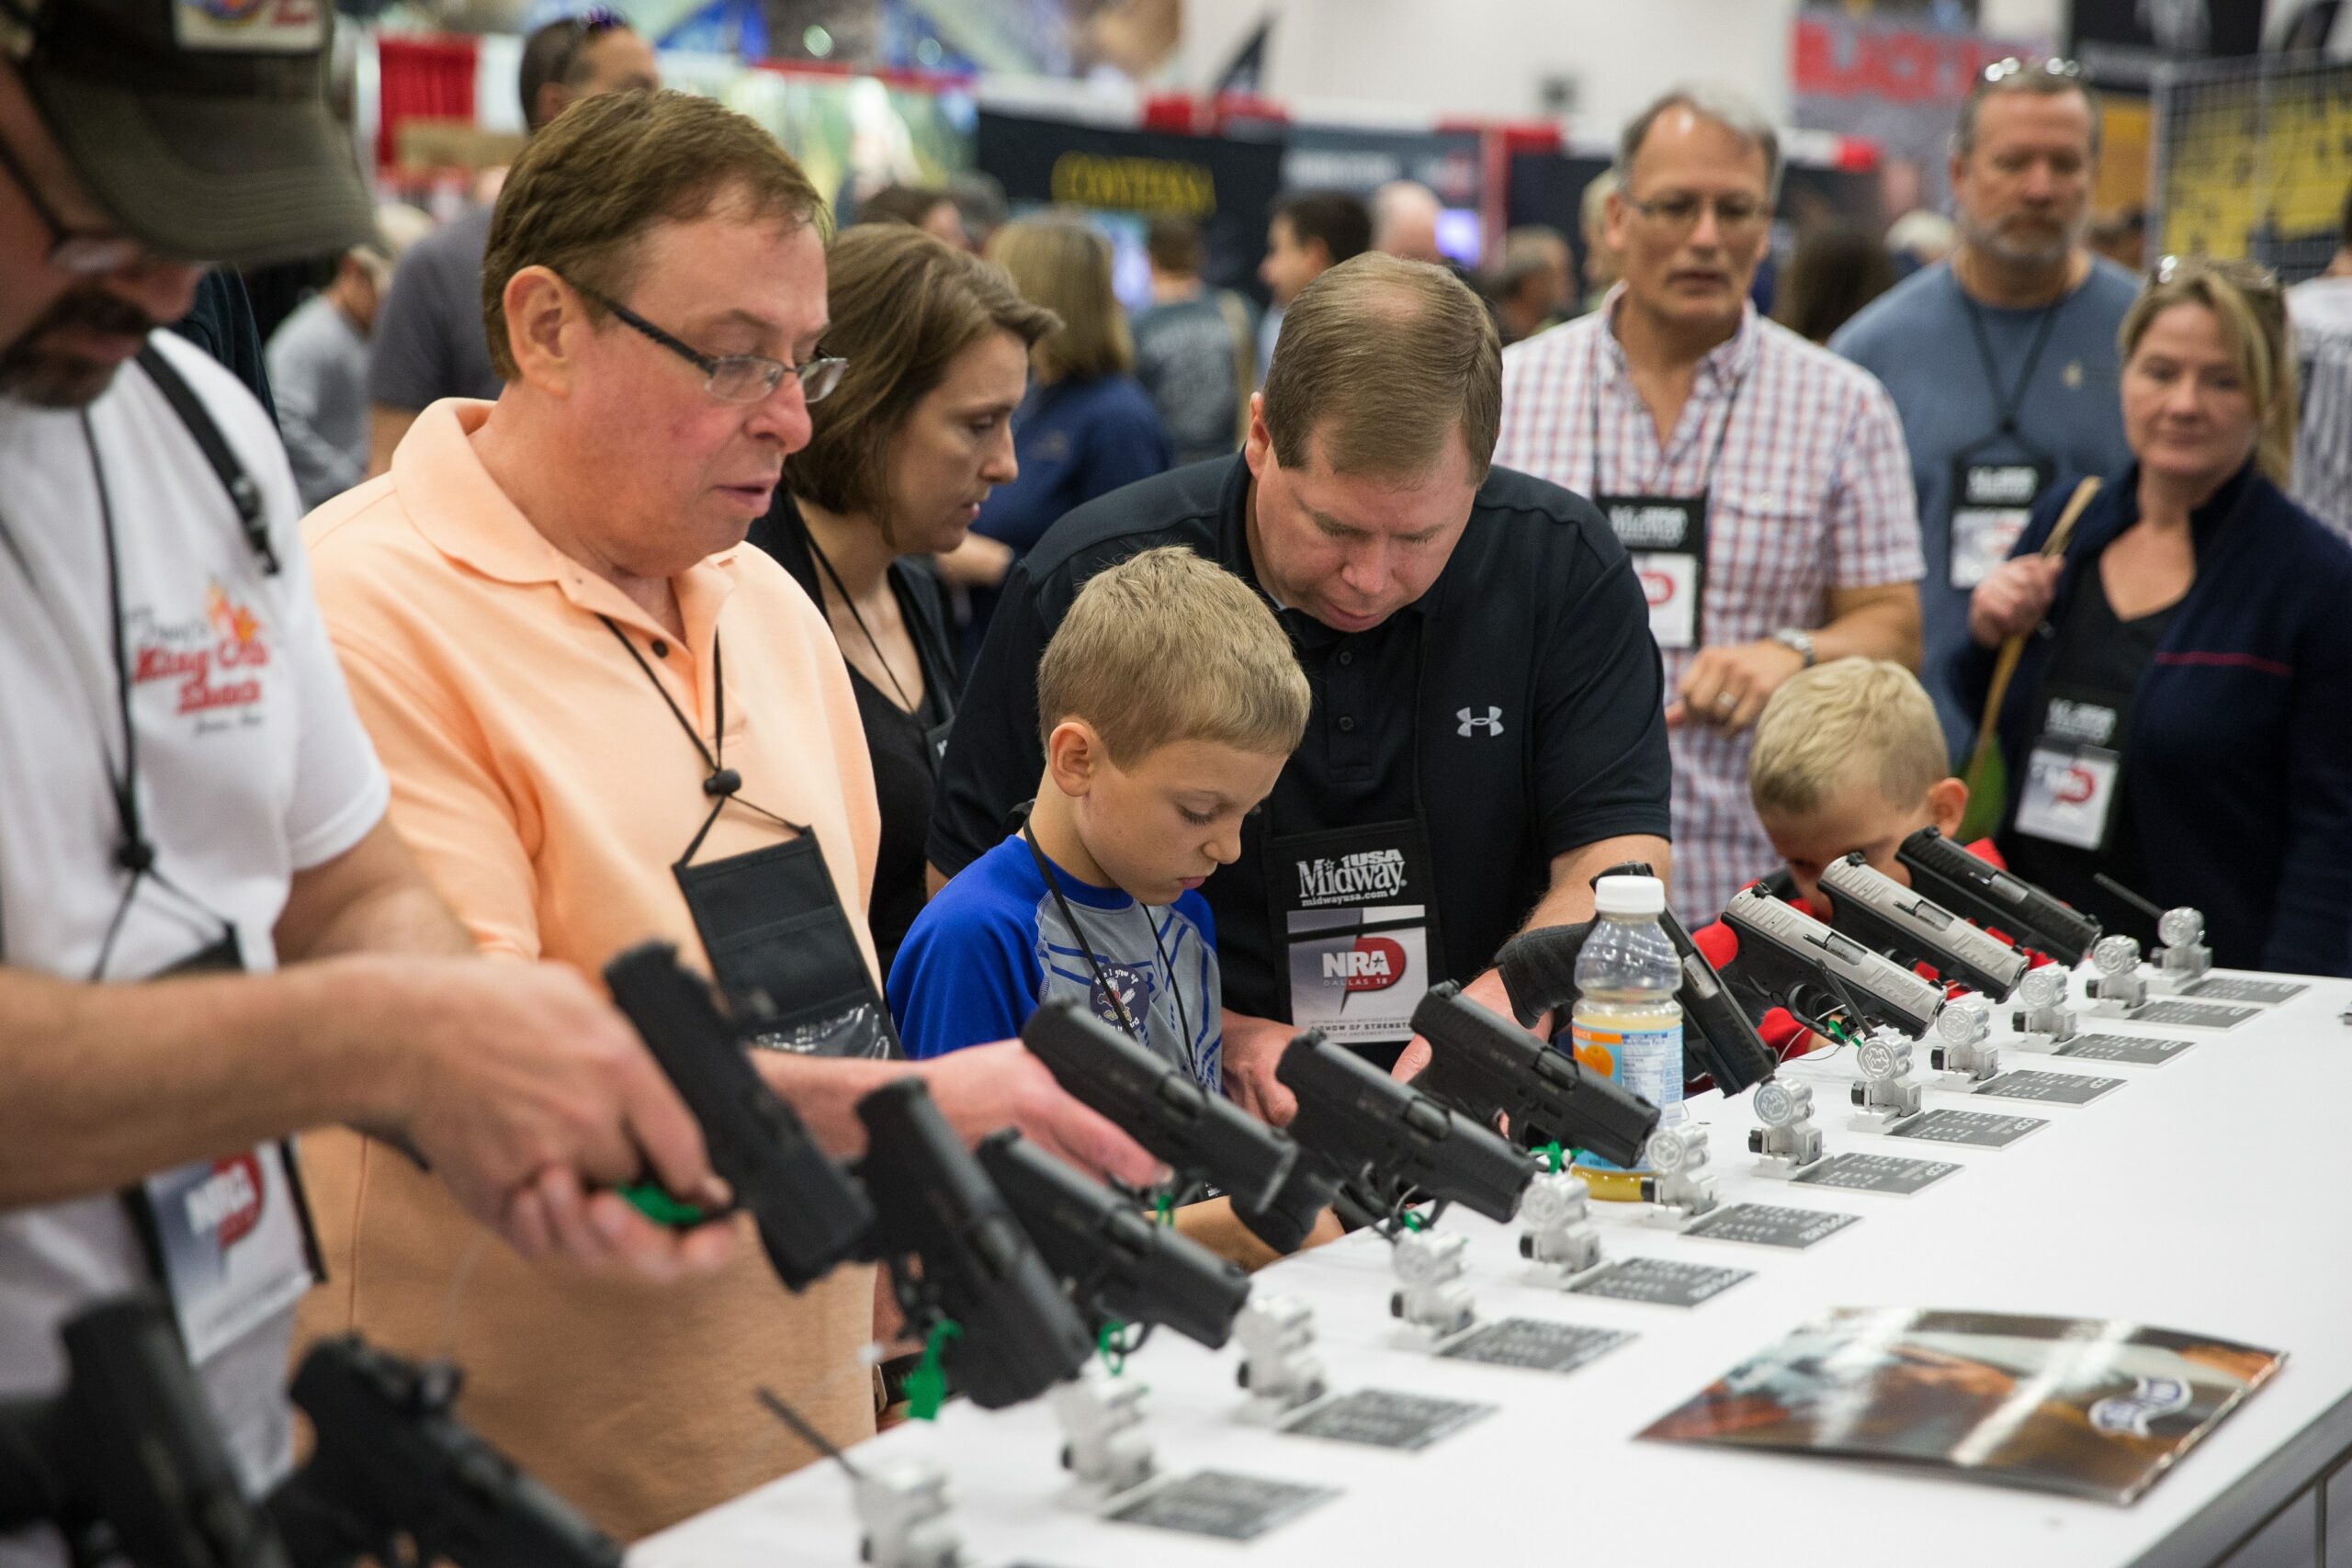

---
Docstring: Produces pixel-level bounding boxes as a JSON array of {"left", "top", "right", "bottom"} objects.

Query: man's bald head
[{"left": 1373, "top": 181, "right": 1445, "bottom": 264}]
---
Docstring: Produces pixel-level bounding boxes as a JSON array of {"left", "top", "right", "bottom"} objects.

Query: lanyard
[
  {"left": 799, "top": 524, "right": 948, "bottom": 782},
  {"left": 1961, "top": 289, "right": 2068, "bottom": 440},
  {"left": 0, "top": 417, "right": 232, "bottom": 976},
  {"left": 1021, "top": 810, "right": 1197, "bottom": 1079},
  {"left": 1587, "top": 333, "right": 1751, "bottom": 500},
  {"left": 805, "top": 532, "right": 920, "bottom": 715},
  {"left": 598, "top": 618, "right": 808, "bottom": 863}
]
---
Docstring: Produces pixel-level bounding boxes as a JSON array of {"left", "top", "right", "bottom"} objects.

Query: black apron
[
  {"left": 1588, "top": 336, "right": 1751, "bottom": 652},
  {"left": 1262, "top": 626, "right": 1442, "bottom": 1061},
  {"left": 1947, "top": 295, "right": 2066, "bottom": 591},
  {"left": 602, "top": 619, "right": 898, "bottom": 1058}
]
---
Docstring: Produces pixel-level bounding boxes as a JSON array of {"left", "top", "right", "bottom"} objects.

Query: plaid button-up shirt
[{"left": 1497, "top": 289, "right": 1924, "bottom": 919}]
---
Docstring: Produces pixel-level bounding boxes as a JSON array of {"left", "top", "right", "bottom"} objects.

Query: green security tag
[
  {"left": 1533, "top": 1141, "right": 1566, "bottom": 1174},
  {"left": 1097, "top": 1319, "right": 1145, "bottom": 1377},
  {"left": 905, "top": 1319, "right": 961, "bottom": 1422},
  {"left": 620, "top": 1183, "right": 707, "bottom": 1227}
]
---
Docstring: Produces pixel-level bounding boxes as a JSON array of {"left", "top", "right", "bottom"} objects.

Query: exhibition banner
[{"left": 976, "top": 109, "right": 1285, "bottom": 295}]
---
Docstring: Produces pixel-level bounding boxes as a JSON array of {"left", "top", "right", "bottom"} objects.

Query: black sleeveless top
[{"left": 749, "top": 495, "right": 962, "bottom": 979}]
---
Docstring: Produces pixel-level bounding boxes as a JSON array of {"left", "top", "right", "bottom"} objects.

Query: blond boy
[
  {"left": 1700, "top": 659, "right": 2002, "bottom": 1061},
  {"left": 888, "top": 547, "right": 1309, "bottom": 1082},
  {"left": 1745, "top": 657, "right": 1984, "bottom": 912}
]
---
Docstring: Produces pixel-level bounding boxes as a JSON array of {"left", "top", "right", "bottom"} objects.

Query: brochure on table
[{"left": 1642, "top": 1307, "right": 2282, "bottom": 1504}]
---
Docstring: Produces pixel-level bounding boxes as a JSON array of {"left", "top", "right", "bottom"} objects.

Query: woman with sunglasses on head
[
  {"left": 749, "top": 226, "right": 1059, "bottom": 976},
  {"left": 1959, "top": 257, "right": 2352, "bottom": 975}
]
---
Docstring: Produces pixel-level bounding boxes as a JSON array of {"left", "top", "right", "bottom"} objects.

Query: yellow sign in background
[{"left": 2157, "top": 57, "right": 2352, "bottom": 271}]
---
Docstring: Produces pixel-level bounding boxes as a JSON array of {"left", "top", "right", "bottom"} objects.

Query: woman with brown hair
[
  {"left": 964, "top": 216, "right": 1173, "bottom": 646},
  {"left": 748, "top": 225, "right": 1058, "bottom": 975},
  {"left": 1957, "top": 257, "right": 2352, "bottom": 974}
]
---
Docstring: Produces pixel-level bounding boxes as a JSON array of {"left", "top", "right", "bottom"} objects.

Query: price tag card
[
  {"left": 1683, "top": 1203, "right": 1860, "bottom": 1250},
  {"left": 2181, "top": 977, "right": 2307, "bottom": 1006},
  {"left": 1570, "top": 1258, "right": 1751, "bottom": 1307},
  {"left": 2129, "top": 999, "right": 2260, "bottom": 1031},
  {"left": 1437, "top": 1318, "right": 1635, "bottom": 1373},
  {"left": 1108, "top": 1472, "right": 1338, "bottom": 1540},
  {"left": 1888, "top": 1109, "right": 2047, "bottom": 1148},
  {"left": 1972, "top": 1069, "right": 2125, "bottom": 1106},
  {"left": 1282, "top": 1389, "right": 1494, "bottom": 1450},
  {"left": 1792, "top": 1152, "right": 1961, "bottom": 1196},
  {"left": 2053, "top": 1032, "right": 2196, "bottom": 1066}
]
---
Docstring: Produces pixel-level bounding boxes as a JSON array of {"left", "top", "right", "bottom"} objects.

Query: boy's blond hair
[
  {"left": 1037, "top": 547, "right": 1309, "bottom": 766},
  {"left": 1749, "top": 658, "right": 1947, "bottom": 819}
]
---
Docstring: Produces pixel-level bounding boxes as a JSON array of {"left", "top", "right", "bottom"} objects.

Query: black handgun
[
  {"left": 1408, "top": 983, "right": 1658, "bottom": 1167},
  {"left": 270, "top": 1339, "right": 620, "bottom": 1568},
  {"left": 1277, "top": 1031, "right": 1538, "bottom": 1226},
  {"left": 1019, "top": 998, "right": 1295, "bottom": 1213},
  {"left": 0, "top": 1294, "right": 285, "bottom": 1568},
  {"left": 854, "top": 1080, "right": 1093, "bottom": 1410},
  {"left": 603, "top": 941, "right": 875, "bottom": 1291},
  {"left": 1896, "top": 827, "right": 2101, "bottom": 967},
  {"left": 1495, "top": 861, "right": 1781, "bottom": 1095},
  {"left": 1816, "top": 853, "right": 2031, "bottom": 1001},
  {"left": 1717, "top": 887, "right": 1946, "bottom": 1039},
  {"left": 978, "top": 1131, "right": 1250, "bottom": 1350}
]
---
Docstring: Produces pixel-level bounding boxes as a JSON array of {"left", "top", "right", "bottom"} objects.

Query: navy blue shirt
[
  {"left": 974, "top": 374, "right": 1173, "bottom": 558},
  {"left": 929, "top": 456, "right": 1673, "bottom": 1021},
  {"left": 1953, "top": 462, "right": 2352, "bottom": 976}
]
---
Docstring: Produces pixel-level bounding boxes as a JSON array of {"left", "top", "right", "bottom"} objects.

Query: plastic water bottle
[{"left": 1569, "top": 874, "right": 1684, "bottom": 1170}]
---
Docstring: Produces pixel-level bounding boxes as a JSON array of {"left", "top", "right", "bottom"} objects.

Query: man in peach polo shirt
[{"left": 295, "top": 91, "right": 1159, "bottom": 1540}]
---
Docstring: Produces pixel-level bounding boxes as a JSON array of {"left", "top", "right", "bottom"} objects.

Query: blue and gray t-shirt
[{"left": 887, "top": 831, "right": 1223, "bottom": 1091}]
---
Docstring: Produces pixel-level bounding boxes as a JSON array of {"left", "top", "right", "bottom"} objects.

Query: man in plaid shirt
[{"left": 1497, "top": 86, "right": 1924, "bottom": 920}]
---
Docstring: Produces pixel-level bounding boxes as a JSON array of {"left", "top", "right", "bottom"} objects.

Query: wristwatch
[{"left": 1770, "top": 627, "right": 1817, "bottom": 668}]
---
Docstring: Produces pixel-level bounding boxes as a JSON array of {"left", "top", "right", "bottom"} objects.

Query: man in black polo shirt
[{"left": 929, "top": 254, "right": 1671, "bottom": 1117}]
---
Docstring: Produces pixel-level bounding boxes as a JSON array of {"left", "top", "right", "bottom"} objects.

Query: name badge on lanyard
[
  {"left": 1599, "top": 492, "right": 1707, "bottom": 650},
  {"left": 2014, "top": 688, "right": 2127, "bottom": 852},
  {"left": 676, "top": 834, "right": 900, "bottom": 1059},
  {"left": 602, "top": 616, "right": 899, "bottom": 1059},
  {"left": 1950, "top": 454, "right": 2053, "bottom": 591},
  {"left": 1587, "top": 337, "right": 1744, "bottom": 654},
  {"left": 126, "top": 933, "right": 323, "bottom": 1368},
  {"left": 1267, "top": 819, "right": 1444, "bottom": 1048},
  {"left": 1952, "top": 293, "right": 2066, "bottom": 591}
]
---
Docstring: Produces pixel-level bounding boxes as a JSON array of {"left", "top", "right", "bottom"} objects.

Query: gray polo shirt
[
  {"left": 265, "top": 293, "right": 368, "bottom": 509},
  {"left": 367, "top": 203, "right": 502, "bottom": 412}
]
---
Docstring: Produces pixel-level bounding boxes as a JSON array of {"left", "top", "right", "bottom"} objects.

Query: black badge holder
[{"left": 601, "top": 617, "right": 899, "bottom": 1059}]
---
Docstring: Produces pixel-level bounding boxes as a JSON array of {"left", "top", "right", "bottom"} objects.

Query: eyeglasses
[
  {"left": 1620, "top": 191, "right": 1770, "bottom": 240},
  {"left": 546, "top": 6, "right": 629, "bottom": 85},
  {"left": 566, "top": 279, "right": 849, "bottom": 404},
  {"left": 2150, "top": 254, "right": 2281, "bottom": 298},
  {"left": 1982, "top": 55, "right": 2082, "bottom": 84},
  {"left": 0, "top": 130, "right": 148, "bottom": 276}
]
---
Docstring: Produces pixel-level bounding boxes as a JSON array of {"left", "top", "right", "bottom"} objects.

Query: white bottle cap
[{"left": 1593, "top": 874, "right": 1666, "bottom": 918}]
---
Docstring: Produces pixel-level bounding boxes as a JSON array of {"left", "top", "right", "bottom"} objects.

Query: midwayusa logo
[{"left": 1296, "top": 848, "right": 1408, "bottom": 903}]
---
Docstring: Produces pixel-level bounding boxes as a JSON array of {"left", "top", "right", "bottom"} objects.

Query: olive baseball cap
[{"left": 1, "top": 0, "right": 374, "bottom": 265}]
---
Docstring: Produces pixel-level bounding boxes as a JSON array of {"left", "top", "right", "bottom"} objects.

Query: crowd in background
[
  {"left": 10, "top": 9, "right": 2352, "bottom": 1552},
  {"left": 181, "top": 15, "right": 2352, "bottom": 953}
]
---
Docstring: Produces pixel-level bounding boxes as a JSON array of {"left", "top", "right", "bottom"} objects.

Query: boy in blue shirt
[{"left": 891, "top": 547, "right": 1308, "bottom": 1089}]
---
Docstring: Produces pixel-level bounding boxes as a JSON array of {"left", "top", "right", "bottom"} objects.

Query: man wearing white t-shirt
[{"left": 0, "top": 6, "right": 734, "bottom": 1560}]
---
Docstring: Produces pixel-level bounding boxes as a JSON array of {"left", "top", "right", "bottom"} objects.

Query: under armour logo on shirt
[{"left": 1456, "top": 706, "right": 1504, "bottom": 737}]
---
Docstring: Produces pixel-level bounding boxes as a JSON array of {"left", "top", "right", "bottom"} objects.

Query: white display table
[{"left": 638, "top": 972, "right": 2352, "bottom": 1568}]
